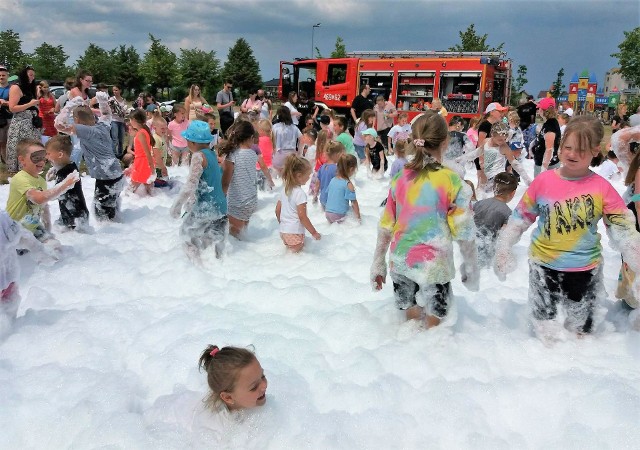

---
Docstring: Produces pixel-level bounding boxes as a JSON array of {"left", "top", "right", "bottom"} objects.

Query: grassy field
[{"left": 0, "top": 121, "right": 617, "bottom": 185}]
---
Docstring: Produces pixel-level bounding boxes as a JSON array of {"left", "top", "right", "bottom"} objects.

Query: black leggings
[
  {"left": 391, "top": 272, "right": 451, "bottom": 318},
  {"left": 94, "top": 176, "right": 123, "bottom": 220},
  {"left": 528, "top": 262, "right": 601, "bottom": 333}
]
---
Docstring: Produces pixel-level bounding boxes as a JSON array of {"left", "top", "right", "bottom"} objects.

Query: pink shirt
[
  {"left": 257, "top": 135, "right": 273, "bottom": 169},
  {"left": 168, "top": 119, "right": 190, "bottom": 148}
]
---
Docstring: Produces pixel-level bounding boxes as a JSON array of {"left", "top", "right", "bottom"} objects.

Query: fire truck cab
[{"left": 279, "top": 51, "right": 511, "bottom": 122}]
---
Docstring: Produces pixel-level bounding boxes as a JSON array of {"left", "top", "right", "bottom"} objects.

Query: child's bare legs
[
  {"left": 183, "top": 242, "right": 203, "bottom": 266},
  {"left": 228, "top": 215, "right": 247, "bottom": 239},
  {"left": 405, "top": 305, "right": 422, "bottom": 321},
  {"left": 171, "top": 150, "right": 181, "bottom": 167},
  {"left": 153, "top": 149, "right": 168, "bottom": 177}
]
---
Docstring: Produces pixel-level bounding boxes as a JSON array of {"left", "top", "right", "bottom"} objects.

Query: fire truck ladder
[{"left": 346, "top": 50, "right": 506, "bottom": 59}]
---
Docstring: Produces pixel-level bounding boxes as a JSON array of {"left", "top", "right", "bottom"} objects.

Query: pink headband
[{"left": 210, "top": 347, "right": 220, "bottom": 357}]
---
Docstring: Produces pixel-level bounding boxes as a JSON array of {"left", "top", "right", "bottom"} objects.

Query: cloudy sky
[{"left": 1, "top": 0, "right": 638, "bottom": 95}]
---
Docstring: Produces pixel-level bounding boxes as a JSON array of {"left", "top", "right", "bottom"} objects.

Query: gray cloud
[{"left": 2, "top": 0, "right": 638, "bottom": 93}]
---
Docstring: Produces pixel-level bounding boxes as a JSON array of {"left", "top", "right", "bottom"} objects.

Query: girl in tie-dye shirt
[
  {"left": 371, "top": 111, "right": 479, "bottom": 329},
  {"left": 495, "top": 116, "right": 640, "bottom": 338}
]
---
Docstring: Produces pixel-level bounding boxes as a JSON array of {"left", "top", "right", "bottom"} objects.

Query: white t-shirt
[
  {"left": 594, "top": 159, "right": 619, "bottom": 180},
  {"left": 388, "top": 124, "right": 412, "bottom": 145},
  {"left": 302, "top": 144, "right": 316, "bottom": 166},
  {"left": 284, "top": 101, "right": 300, "bottom": 126},
  {"left": 483, "top": 142, "right": 507, "bottom": 181},
  {"left": 272, "top": 123, "right": 301, "bottom": 151},
  {"left": 279, "top": 186, "right": 307, "bottom": 234}
]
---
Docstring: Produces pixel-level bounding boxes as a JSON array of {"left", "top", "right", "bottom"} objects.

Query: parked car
[
  {"left": 49, "top": 86, "right": 66, "bottom": 99},
  {"left": 159, "top": 100, "right": 176, "bottom": 112}
]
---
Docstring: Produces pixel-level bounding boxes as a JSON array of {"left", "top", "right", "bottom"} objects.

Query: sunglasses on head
[{"left": 30, "top": 149, "right": 46, "bottom": 164}]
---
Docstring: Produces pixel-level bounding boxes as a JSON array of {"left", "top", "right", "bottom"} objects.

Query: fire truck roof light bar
[{"left": 346, "top": 50, "right": 506, "bottom": 59}]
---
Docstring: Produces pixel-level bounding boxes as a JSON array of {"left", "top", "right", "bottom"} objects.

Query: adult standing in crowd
[
  {"left": 284, "top": 91, "right": 302, "bottom": 127},
  {"left": 69, "top": 70, "right": 92, "bottom": 103},
  {"left": 216, "top": 80, "right": 235, "bottom": 137},
  {"left": 350, "top": 84, "right": 373, "bottom": 125},
  {"left": 0, "top": 65, "right": 13, "bottom": 166},
  {"left": 240, "top": 88, "right": 263, "bottom": 119},
  {"left": 373, "top": 95, "right": 396, "bottom": 149},
  {"left": 612, "top": 103, "right": 629, "bottom": 133},
  {"left": 184, "top": 84, "right": 209, "bottom": 121},
  {"left": 6, "top": 65, "right": 41, "bottom": 175},
  {"left": 257, "top": 88, "right": 272, "bottom": 120},
  {"left": 54, "top": 77, "right": 76, "bottom": 114},
  {"left": 37, "top": 81, "right": 57, "bottom": 139},
  {"left": 109, "top": 85, "right": 127, "bottom": 158},
  {"left": 533, "top": 97, "right": 561, "bottom": 177},
  {"left": 517, "top": 95, "right": 538, "bottom": 152},
  {"left": 560, "top": 100, "right": 574, "bottom": 117},
  {"left": 295, "top": 91, "right": 318, "bottom": 131}
]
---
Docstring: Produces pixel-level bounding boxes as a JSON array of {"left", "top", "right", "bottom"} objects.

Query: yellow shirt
[{"left": 6, "top": 170, "right": 47, "bottom": 232}]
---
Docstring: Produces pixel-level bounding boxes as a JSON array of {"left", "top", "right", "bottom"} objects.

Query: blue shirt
[
  {"left": 193, "top": 148, "right": 227, "bottom": 217},
  {"left": 318, "top": 163, "right": 338, "bottom": 206},
  {"left": 325, "top": 177, "right": 356, "bottom": 215}
]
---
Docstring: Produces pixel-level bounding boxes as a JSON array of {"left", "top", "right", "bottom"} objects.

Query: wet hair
[
  {"left": 46, "top": 135, "right": 73, "bottom": 156},
  {"left": 257, "top": 118, "right": 272, "bottom": 134},
  {"left": 172, "top": 103, "right": 186, "bottom": 115},
  {"left": 394, "top": 138, "right": 409, "bottom": 156},
  {"left": 276, "top": 106, "right": 293, "bottom": 126},
  {"left": 507, "top": 111, "right": 520, "bottom": 126},
  {"left": 315, "top": 130, "right": 329, "bottom": 163},
  {"left": 327, "top": 141, "right": 346, "bottom": 161},
  {"left": 73, "top": 106, "right": 96, "bottom": 125},
  {"left": 405, "top": 110, "right": 448, "bottom": 172},
  {"left": 493, "top": 172, "right": 518, "bottom": 196},
  {"left": 17, "top": 139, "right": 44, "bottom": 157},
  {"left": 464, "top": 179, "right": 477, "bottom": 202},
  {"left": 334, "top": 116, "right": 347, "bottom": 131},
  {"left": 490, "top": 121, "right": 509, "bottom": 136},
  {"left": 198, "top": 345, "right": 257, "bottom": 410},
  {"left": 282, "top": 154, "right": 311, "bottom": 195},
  {"left": 336, "top": 153, "right": 358, "bottom": 180},
  {"left": 360, "top": 109, "right": 375, "bottom": 126},
  {"left": 561, "top": 115, "right": 604, "bottom": 167},
  {"left": 204, "top": 112, "right": 216, "bottom": 122},
  {"left": 218, "top": 120, "right": 257, "bottom": 157},
  {"left": 17, "top": 66, "right": 37, "bottom": 100},
  {"left": 130, "top": 109, "right": 156, "bottom": 147}
]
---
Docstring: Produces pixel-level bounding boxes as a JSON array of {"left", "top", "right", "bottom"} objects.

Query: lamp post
[{"left": 311, "top": 23, "right": 321, "bottom": 58}]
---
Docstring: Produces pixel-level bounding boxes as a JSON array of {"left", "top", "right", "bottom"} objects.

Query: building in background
[{"left": 604, "top": 68, "right": 639, "bottom": 103}]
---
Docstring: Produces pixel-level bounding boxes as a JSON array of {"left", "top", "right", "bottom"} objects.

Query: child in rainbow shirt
[
  {"left": 495, "top": 116, "right": 640, "bottom": 339},
  {"left": 371, "top": 111, "right": 479, "bottom": 329}
]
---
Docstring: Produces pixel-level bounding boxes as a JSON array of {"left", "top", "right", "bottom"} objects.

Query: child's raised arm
[
  {"left": 26, "top": 171, "right": 79, "bottom": 205},
  {"left": 347, "top": 181, "right": 361, "bottom": 222},
  {"left": 94, "top": 91, "right": 112, "bottom": 125},
  {"left": 170, "top": 152, "right": 205, "bottom": 218}
]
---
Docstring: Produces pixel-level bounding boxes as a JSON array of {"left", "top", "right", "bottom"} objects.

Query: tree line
[{"left": 0, "top": 30, "right": 262, "bottom": 101}]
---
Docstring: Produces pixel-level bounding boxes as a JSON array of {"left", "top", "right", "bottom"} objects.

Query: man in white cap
[{"left": 561, "top": 100, "right": 574, "bottom": 117}]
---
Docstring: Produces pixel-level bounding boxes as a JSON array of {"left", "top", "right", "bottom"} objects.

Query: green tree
[
  {"left": 140, "top": 34, "right": 178, "bottom": 95},
  {"left": 110, "top": 45, "right": 143, "bottom": 98},
  {"left": 177, "top": 48, "right": 221, "bottom": 101},
  {"left": 510, "top": 64, "right": 528, "bottom": 105},
  {"left": 76, "top": 43, "right": 115, "bottom": 83},
  {"left": 549, "top": 68, "right": 565, "bottom": 100},
  {"left": 612, "top": 27, "right": 640, "bottom": 89},
  {"left": 330, "top": 37, "right": 347, "bottom": 58},
  {"left": 221, "top": 38, "right": 261, "bottom": 100},
  {"left": 28, "top": 42, "right": 69, "bottom": 81},
  {"left": 448, "top": 24, "right": 504, "bottom": 52},
  {"left": 0, "top": 29, "right": 26, "bottom": 71}
]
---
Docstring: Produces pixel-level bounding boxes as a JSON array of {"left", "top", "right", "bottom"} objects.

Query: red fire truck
[{"left": 279, "top": 50, "right": 511, "bottom": 122}]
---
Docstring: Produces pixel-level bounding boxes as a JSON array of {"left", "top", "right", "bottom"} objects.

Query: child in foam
[
  {"left": 199, "top": 345, "right": 268, "bottom": 415},
  {"left": 220, "top": 120, "right": 259, "bottom": 239},
  {"left": 325, "top": 154, "right": 360, "bottom": 224},
  {"left": 1, "top": 209, "right": 57, "bottom": 333},
  {"left": 168, "top": 104, "right": 190, "bottom": 167},
  {"left": 129, "top": 109, "right": 157, "bottom": 196},
  {"left": 371, "top": 111, "right": 479, "bottom": 329},
  {"left": 275, "top": 154, "right": 321, "bottom": 252},
  {"left": 494, "top": 117, "right": 640, "bottom": 340},
  {"left": 317, "top": 141, "right": 346, "bottom": 209},
  {"left": 58, "top": 92, "right": 125, "bottom": 219},
  {"left": 5, "top": 139, "right": 79, "bottom": 243},
  {"left": 171, "top": 121, "right": 227, "bottom": 263},
  {"left": 362, "top": 128, "right": 387, "bottom": 178}
]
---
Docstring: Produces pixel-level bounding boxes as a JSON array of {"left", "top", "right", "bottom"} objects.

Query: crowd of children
[{"left": 4, "top": 84, "right": 640, "bottom": 428}]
